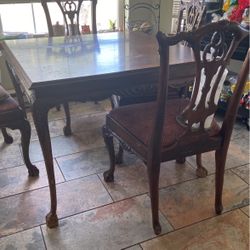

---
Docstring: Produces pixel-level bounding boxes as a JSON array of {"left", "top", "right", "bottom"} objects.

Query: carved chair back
[
  {"left": 41, "top": 0, "right": 97, "bottom": 37},
  {"left": 124, "top": 0, "right": 161, "bottom": 35},
  {"left": 154, "top": 21, "right": 247, "bottom": 153},
  {"left": 176, "top": 0, "right": 206, "bottom": 33}
]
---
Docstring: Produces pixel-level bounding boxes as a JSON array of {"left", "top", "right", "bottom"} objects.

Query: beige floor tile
[
  {"left": 30, "top": 119, "right": 66, "bottom": 141},
  {"left": 0, "top": 175, "right": 112, "bottom": 237},
  {"left": 30, "top": 112, "right": 106, "bottom": 141},
  {"left": 187, "top": 141, "right": 249, "bottom": 174},
  {"left": 159, "top": 171, "right": 249, "bottom": 229},
  {"left": 159, "top": 161, "right": 197, "bottom": 188},
  {"left": 0, "top": 143, "right": 23, "bottom": 169},
  {"left": 69, "top": 112, "right": 106, "bottom": 133},
  {"left": 240, "top": 205, "right": 250, "bottom": 217},
  {"left": 141, "top": 210, "right": 249, "bottom": 250},
  {"left": 42, "top": 195, "right": 173, "bottom": 250},
  {"left": 231, "top": 120, "right": 249, "bottom": 141},
  {"left": 56, "top": 147, "right": 109, "bottom": 181},
  {"left": 1, "top": 100, "right": 248, "bottom": 248},
  {"left": 231, "top": 164, "right": 249, "bottom": 184},
  {"left": 99, "top": 160, "right": 197, "bottom": 201},
  {"left": 0, "top": 227, "right": 45, "bottom": 249},
  {"left": 125, "top": 245, "right": 142, "bottom": 250},
  {"left": 47, "top": 101, "right": 107, "bottom": 121},
  {"left": 29, "top": 128, "right": 104, "bottom": 162},
  {"left": 0, "top": 129, "right": 21, "bottom": 145},
  {"left": 0, "top": 160, "right": 64, "bottom": 198}
]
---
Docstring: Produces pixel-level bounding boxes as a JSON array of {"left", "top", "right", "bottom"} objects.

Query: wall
[{"left": 159, "top": 0, "right": 173, "bottom": 33}]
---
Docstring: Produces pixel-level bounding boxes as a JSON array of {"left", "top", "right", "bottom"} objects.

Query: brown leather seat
[{"left": 107, "top": 99, "right": 221, "bottom": 160}]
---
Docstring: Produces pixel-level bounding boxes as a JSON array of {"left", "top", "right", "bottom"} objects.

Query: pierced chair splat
[{"left": 102, "top": 20, "right": 248, "bottom": 235}]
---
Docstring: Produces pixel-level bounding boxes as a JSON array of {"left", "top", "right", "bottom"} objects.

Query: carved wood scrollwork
[
  {"left": 177, "top": 21, "right": 246, "bottom": 131},
  {"left": 55, "top": 0, "right": 84, "bottom": 35},
  {"left": 124, "top": 1, "right": 161, "bottom": 35}
]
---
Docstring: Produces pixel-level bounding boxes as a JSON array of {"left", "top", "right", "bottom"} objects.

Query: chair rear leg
[
  {"left": 1, "top": 128, "right": 13, "bottom": 144},
  {"left": 147, "top": 161, "right": 161, "bottom": 235},
  {"left": 103, "top": 126, "right": 116, "bottom": 182},
  {"left": 176, "top": 157, "right": 185, "bottom": 164},
  {"left": 215, "top": 149, "right": 226, "bottom": 214},
  {"left": 63, "top": 102, "right": 72, "bottom": 136},
  {"left": 20, "top": 120, "right": 39, "bottom": 177},
  {"left": 196, "top": 153, "right": 208, "bottom": 177}
]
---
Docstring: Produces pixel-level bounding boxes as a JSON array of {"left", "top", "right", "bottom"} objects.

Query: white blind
[
  {"left": 172, "top": 0, "right": 189, "bottom": 18},
  {"left": 0, "top": 0, "right": 40, "bottom": 3}
]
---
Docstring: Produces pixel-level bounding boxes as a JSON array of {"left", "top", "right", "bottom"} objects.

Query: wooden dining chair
[
  {"left": 0, "top": 62, "right": 39, "bottom": 177},
  {"left": 124, "top": 0, "right": 161, "bottom": 35},
  {"left": 176, "top": 0, "right": 206, "bottom": 34},
  {"left": 41, "top": 0, "right": 97, "bottom": 136},
  {"left": 113, "top": 0, "right": 207, "bottom": 168},
  {"left": 102, "top": 20, "right": 248, "bottom": 235}
]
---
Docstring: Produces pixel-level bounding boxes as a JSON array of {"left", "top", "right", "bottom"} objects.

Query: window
[
  {"left": 0, "top": 0, "right": 118, "bottom": 35},
  {"left": 171, "top": 0, "right": 189, "bottom": 33}
]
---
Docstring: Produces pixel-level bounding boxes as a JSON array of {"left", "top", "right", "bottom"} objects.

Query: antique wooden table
[{"left": 1, "top": 31, "right": 195, "bottom": 227}]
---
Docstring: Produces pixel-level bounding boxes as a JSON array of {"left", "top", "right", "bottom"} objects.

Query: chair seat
[
  {"left": 0, "top": 96, "right": 23, "bottom": 123},
  {"left": 107, "top": 99, "right": 221, "bottom": 161}
]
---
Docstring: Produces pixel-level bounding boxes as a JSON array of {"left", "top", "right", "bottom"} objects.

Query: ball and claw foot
[
  {"left": 28, "top": 165, "right": 39, "bottom": 177},
  {"left": 103, "top": 170, "right": 114, "bottom": 182},
  {"left": 176, "top": 157, "right": 186, "bottom": 164},
  {"left": 63, "top": 126, "right": 72, "bottom": 136},
  {"left": 153, "top": 222, "right": 162, "bottom": 235},
  {"left": 4, "top": 134, "right": 14, "bottom": 144},
  {"left": 196, "top": 166, "right": 208, "bottom": 178},
  {"left": 46, "top": 212, "right": 59, "bottom": 228}
]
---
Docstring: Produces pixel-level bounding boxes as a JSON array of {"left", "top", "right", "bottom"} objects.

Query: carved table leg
[{"left": 32, "top": 101, "right": 58, "bottom": 228}]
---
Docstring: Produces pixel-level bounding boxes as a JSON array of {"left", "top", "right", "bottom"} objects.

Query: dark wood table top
[{"left": 2, "top": 32, "right": 195, "bottom": 93}]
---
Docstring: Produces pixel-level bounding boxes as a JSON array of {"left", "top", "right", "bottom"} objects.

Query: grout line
[
  {"left": 39, "top": 226, "right": 48, "bottom": 250},
  {"left": 238, "top": 206, "right": 250, "bottom": 218},
  {"left": 229, "top": 164, "right": 249, "bottom": 184},
  {"left": 96, "top": 173, "right": 115, "bottom": 203},
  {"left": 54, "top": 157, "right": 67, "bottom": 182}
]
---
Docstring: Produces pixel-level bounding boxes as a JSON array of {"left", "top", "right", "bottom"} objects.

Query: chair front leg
[
  {"left": 19, "top": 119, "right": 39, "bottom": 177},
  {"left": 1, "top": 128, "right": 13, "bottom": 144},
  {"left": 102, "top": 126, "right": 116, "bottom": 182},
  {"left": 63, "top": 102, "right": 72, "bottom": 136}
]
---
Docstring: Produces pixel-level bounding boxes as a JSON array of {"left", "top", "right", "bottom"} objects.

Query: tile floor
[{"left": 0, "top": 100, "right": 249, "bottom": 250}]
